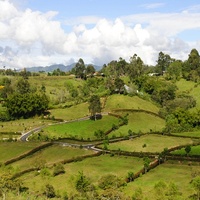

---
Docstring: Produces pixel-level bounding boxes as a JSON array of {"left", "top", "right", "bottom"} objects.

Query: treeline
[{"left": 1, "top": 48, "right": 200, "bottom": 133}]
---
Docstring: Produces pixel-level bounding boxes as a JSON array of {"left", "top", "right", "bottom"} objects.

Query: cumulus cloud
[{"left": 0, "top": 0, "right": 200, "bottom": 69}]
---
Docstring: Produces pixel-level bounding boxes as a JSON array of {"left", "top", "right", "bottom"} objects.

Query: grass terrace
[
  {"left": 104, "top": 94, "right": 160, "bottom": 113},
  {"left": 20, "top": 154, "right": 144, "bottom": 195},
  {"left": 109, "top": 112, "right": 165, "bottom": 138},
  {"left": 0, "top": 142, "right": 45, "bottom": 163},
  {"left": 10, "top": 144, "right": 95, "bottom": 171},
  {"left": 49, "top": 102, "right": 89, "bottom": 121},
  {"left": 171, "top": 145, "right": 200, "bottom": 156},
  {"left": 105, "top": 134, "right": 195, "bottom": 153},
  {"left": 172, "top": 131, "right": 200, "bottom": 138},
  {"left": 123, "top": 162, "right": 199, "bottom": 199},
  {"left": 39, "top": 115, "right": 119, "bottom": 140}
]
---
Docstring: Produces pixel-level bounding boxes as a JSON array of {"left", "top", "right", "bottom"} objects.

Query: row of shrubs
[{"left": 4, "top": 142, "right": 54, "bottom": 165}]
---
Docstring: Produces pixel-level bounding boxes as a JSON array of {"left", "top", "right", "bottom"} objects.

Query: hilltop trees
[
  {"left": 74, "top": 58, "right": 86, "bottom": 79},
  {"left": 182, "top": 48, "right": 200, "bottom": 82}
]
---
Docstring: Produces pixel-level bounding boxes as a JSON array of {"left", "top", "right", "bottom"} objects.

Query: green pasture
[
  {"left": 123, "top": 162, "right": 199, "bottom": 199},
  {"left": 189, "top": 84, "right": 200, "bottom": 110},
  {"left": 0, "top": 118, "right": 55, "bottom": 133},
  {"left": 103, "top": 94, "right": 160, "bottom": 113},
  {"left": 20, "top": 154, "right": 144, "bottom": 195},
  {"left": 175, "top": 79, "right": 196, "bottom": 93},
  {"left": 106, "top": 134, "right": 195, "bottom": 153},
  {"left": 10, "top": 144, "right": 94, "bottom": 171},
  {"left": 172, "top": 145, "right": 200, "bottom": 156},
  {"left": 172, "top": 131, "right": 200, "bottom": 138},
  {"left": 28, "top": 75, "right": 84, "bottom": 103},
  {"left": 176, "top": 79, "right": 200, "bottom": 110},
  {"left": 0, "top": 142, "right": 44, "bottom": 162},
  {"left": 109, "top": 112, "right": 165, "bottom": 138},
  {"left": 49, "top": 102, "right": 89, "bottom": 121},
  {"left": 41, "top": 115, "right": 119, "bottom": 140}
]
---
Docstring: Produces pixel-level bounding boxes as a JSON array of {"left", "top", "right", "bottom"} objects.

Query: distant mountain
[
  {"left": 26, "top": 63, "right": 76, "bottom": 72},
  {"left": 26, "top": 63, "right": 101, "bottom": 72}
]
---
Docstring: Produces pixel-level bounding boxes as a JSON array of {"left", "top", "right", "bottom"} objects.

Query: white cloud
[
  {"left": 0, "top": 0, "right": 200, "bottom": 69},
  {"left": 139, "top": 3, "right": 165, "bottom": 9}
]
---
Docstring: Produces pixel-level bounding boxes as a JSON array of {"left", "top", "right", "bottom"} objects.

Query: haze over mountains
[{"left": 26, "top": 63, "right": 101, "bottom": 72}]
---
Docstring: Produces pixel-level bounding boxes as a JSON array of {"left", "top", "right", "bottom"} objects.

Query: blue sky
[{"left": 0, "top": 0, "right": 200, "bottom": 69}]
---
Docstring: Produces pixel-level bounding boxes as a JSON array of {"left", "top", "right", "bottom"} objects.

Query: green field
[
  {"left": 10, "top": 144, "right": 94, "bottom": 171},
  {"left": 0, "top": 142, "right": 45, "bottom": 162},
  {"left": 172, "top": 131, "right": 200, "bottom": 138},
  {"left": 123, "top": 162, "right": 199, "bottom": 199},
  {"left": 41, "top": 115, "right": 119, "bottom": 140},
  {"left": 109, "top": 112, "right": 165, "bottom": 138},
  {"left": 49, "top": 102, "right": 90, "bottom": 121},
  {"left": 20, "top": 154, "right": 144, "bottom": 195},
  {"left": 172, "top": 145, "right": 200, "bottom": 156},
  {"left": 105, "top": 134, "right": 195, "bottom": 153},
  {"left": 103, "top": 94, "right": 160, "bottom": 113},
  {"left": 176, "top": 79, "right": 200, "bottom": 110}
]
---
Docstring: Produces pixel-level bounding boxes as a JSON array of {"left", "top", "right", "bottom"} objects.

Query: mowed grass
[
  {"left": 172, "top": 145, "right": 200, "bottom": 156},
  {"left": 42, "top": 115, "right": 119, "bottom": 140},
  {"left": 103, "top": 94, "right": 160, "bottom": 113},
  {"left": 106, "top": 134, "right": 195, "bottom": 153},
  {"left": 0, "top": 142, "right": 45, "bottom": 162},
  {"left": 172, "top": 131, "right": 200, "bottom": 138},
  {"left": 49, "top": 102, "right": 89, "bottom": 121},
  {"left": 11, "top": 144, "right": 94, "bottom": 171},
  {"left": 20, "top": 154, "right": 144, "bottom": 195},
  {"left": 109, "top": 112, "right": 165, "bottom": 138},
  {"left": 123, "top": 162, "right": 199, "bottom": 199}
]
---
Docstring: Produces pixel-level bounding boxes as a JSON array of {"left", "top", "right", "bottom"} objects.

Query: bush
[
  {"left": 53, "top": 163, "right": 65, "bottom": 176},
  {"left": 43, "top": 184, "right": 56, "bottom": 198}
]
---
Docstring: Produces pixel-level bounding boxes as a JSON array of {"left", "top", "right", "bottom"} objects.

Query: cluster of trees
[
  {"left": 1, "top": 48, "right": 200, "bottom": 131},
  {"left": 0, "top": 77, "right": 49, "bottom": 120}
]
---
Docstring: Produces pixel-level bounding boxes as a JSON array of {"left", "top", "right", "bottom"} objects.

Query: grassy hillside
[
  {"left": 109, "top": 112, "right": 165, "bottom": 138},
  {"left": 176, "top": 79, "right": 200, "bottom": 110},
  {"left": 104, "top": 134, "right": 195, "bottom": 153},
  {"left": 103, "top": 94, "right": 160, "bottom": 113}
]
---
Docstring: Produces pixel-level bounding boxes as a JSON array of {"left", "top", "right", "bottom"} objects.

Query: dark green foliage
[
  {"left": 43, "top": 184, "right": 56, "bottom": 198},
  {"left": 16, "top": 78, "right": 31, "bottom": 94},
  {"left": 127, "top": 171, "right": 134, "bottom": 182},
  {"left": 165, "top": 109, "right": 200, "bottom": 133},
  {"left": 182, "top": 49, "right": 200, "bottom": 82},
  {"left": 94, "top": 129, "right": 105, "bottom": 139},
  {"left": 185, "top": 145, "right": 191, "bottom": 155},
  {"left": 156, "top": 51, "right": 173, "bottom": 75},
  {"left": 74, "top": 58, "right": 86, "bottom": 79},
  {"left": 75, "top": 171, "right": 93, "bottom": 193},
  {"left": 88, "top": 95, "right": 101, "bottom": 120},
  {"left": 128, "top": 54, "right": 145, "bottom": 81},
  {"left": 143, "top": 157, "right": 151, "bottom": 173},
  {"left": 4, "top": 92, "right": 49, "bottom": 119},
  {"left": 53, "top": 163, "right": 65, "bottom": 176},
  {"left": 98, "top": 174, "right": 125, "bottom": 190}
]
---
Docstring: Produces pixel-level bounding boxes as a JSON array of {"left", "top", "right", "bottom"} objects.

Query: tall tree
[
  {"left": 86, "top": 64, "right": 95, "bottom": 76},
  {"left": 88, "top": 95, "right": 101, "bottom": 120},
  {"left": 74, "top": 58, "right": 86, "bottom": 79},
  {"left": 156, "top": 52, "right": 173, "bottom": 75},
  {"left": 183, "top": 49, "right": 200, "bottom": 82},
  {"left": 128, "top": 54, "right": 145, "bottom": 81}
]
